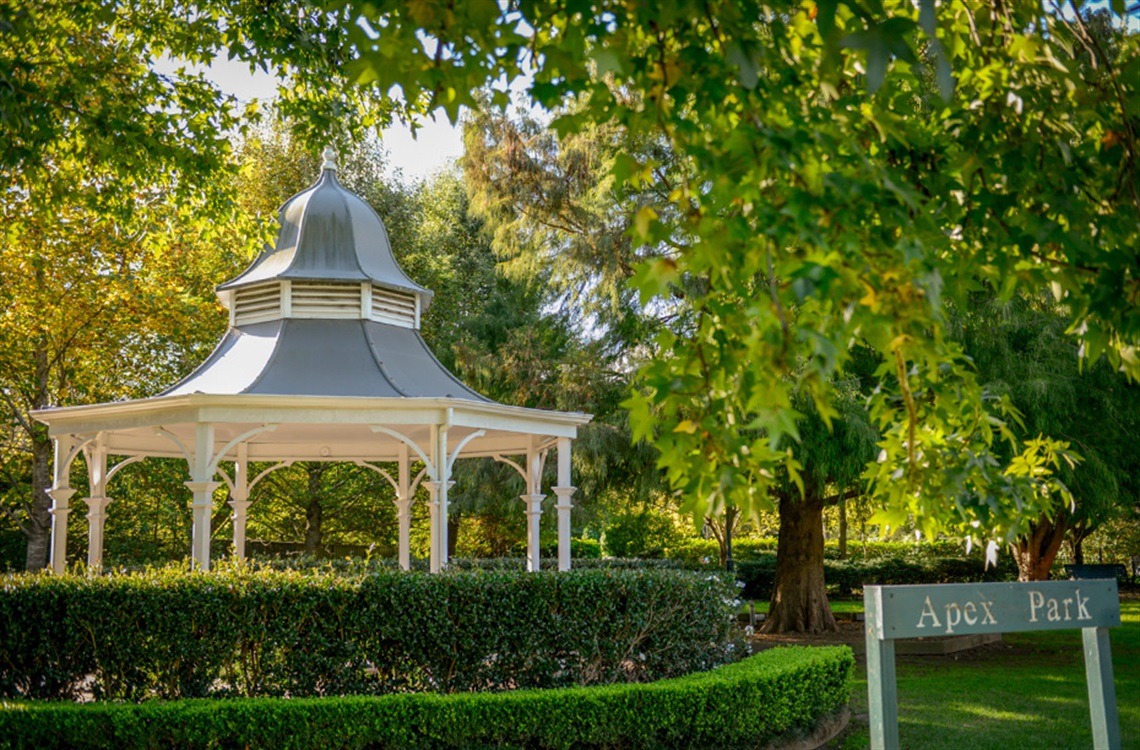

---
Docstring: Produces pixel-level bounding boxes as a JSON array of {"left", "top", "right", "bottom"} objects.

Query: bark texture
[
  {"left": 25, "top": 432, "right": 52, "bottom": 570},
  {"left": 763, "top": 492, "right": 837, "bottom": 634},
  {"left": 837, "top": 498, "right": 848, "bottom": 560},
  {"left": 24, "top": 344, "right": 52, "bottom": 571},
  {"left": 447, "top": 515, "right": 460, "bottom": 558},
  {"left": 303, "top": 463, "right": 325, "bottom": 554},
  {"left": 1012, "top": 512, "right": 1067, "bottom": 581},
  {"left": 704, "top": 506, "right": 740, "bottom": 569}
]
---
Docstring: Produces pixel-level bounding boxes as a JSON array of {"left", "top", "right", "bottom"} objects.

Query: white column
[
  {"left": 396, "top": 444, "right": 411, "bottom": 571},
  {"left": 524, "top": 493, "right": 544, "bottom": 572},
  {"left": 427, "top": 424, "right": 441, "bottom": 573},
  {"left": 48, "top": 435, "right": 76, "bottom": 574},
  {"left": 553, "top": 436, "right": 577, "bottom": 572},
  {"left": 229, "top": 443, "right": 250, "bottom": 560},
  {"left": 84, "top": 440, "right": 110, "bottom": 570},
  {"left": 185, "top": 422, "right": 217, "bottom": 571},
  {"left": 85, "top": 496, "right": 112, "bottom": 570},
  {"left": 427, "top": 480, "right": 442, "bottom": 573},
  {"left": 48, "top": 488, "right": 75, "bottom": 574},
  {"left": 434, "top": 424, "right": 451, "bottom": 572},
  {"left": 524, "top": 439, "right": 544, "bottom": 572}
]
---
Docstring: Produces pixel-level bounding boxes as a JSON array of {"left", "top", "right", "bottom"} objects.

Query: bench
[{"left": 1064, "top": 563, "right": 1130, "bottom": 583}]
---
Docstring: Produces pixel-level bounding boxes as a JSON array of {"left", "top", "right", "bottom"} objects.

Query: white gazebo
[{"left": 32, "top": 149, "right": 592, "bottom": 574}]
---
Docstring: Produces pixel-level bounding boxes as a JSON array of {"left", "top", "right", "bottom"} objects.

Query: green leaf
[{"left": 725, "top": 43, "right": 759, "bottom": 90}]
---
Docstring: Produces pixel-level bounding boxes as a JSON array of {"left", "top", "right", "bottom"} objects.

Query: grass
[{"left": 824, "top": 598, "right": 1140, "bottom": 749}]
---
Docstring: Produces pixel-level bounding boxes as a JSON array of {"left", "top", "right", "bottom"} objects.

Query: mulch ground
[
  {"left": 747, "top": 618, "right": 1050, "bottom": 665},
  {"left": 749, "top": 620, "right": 865, "bottom": 653}
]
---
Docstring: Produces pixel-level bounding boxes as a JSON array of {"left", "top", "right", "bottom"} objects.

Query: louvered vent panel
[
  {"left": 233, "top": 283, "right": 282, "bottom": 325},
  {"left": 291, "top": 282, "right": 362, "bottom": 319},
  {"left": 371, "top": 286, "right": 416, "bottom": 328}
]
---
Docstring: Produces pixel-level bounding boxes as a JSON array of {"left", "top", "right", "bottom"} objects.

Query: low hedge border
[
  {"left": 0, "top": 646, "right": 854, "bottom": 750},
  {"left": 0, "top": 566, "right": 733, "bottom": 701}
]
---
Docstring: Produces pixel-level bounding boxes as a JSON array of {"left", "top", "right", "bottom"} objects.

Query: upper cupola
[{"left": 216, "top": 147, "right": 433, "bottom": 330}]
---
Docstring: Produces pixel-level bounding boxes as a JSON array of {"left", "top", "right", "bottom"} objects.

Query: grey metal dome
[
  {"left": 217, "top": 149, "right": 433, "bottom": 309},
  {"left": 160, "top": 150, "right": 487, "bottom": 402}
]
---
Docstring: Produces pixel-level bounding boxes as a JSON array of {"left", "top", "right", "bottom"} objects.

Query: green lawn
[{"left": 826, "top": 598, "right": 1140, "bottom": 749}]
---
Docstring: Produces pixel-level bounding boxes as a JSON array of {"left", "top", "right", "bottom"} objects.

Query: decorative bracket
[
  {"left": 371, "top": 425, "right": 434, "bottom": 475},
  {"left": 447, "top": 430, "right": 485, "bottom": 473},
  {"left": 208, "top": 424, "right": 278, "bottom": 475},
  {"left": 354, "top": 460, "right": 399, "bottom": 494}
]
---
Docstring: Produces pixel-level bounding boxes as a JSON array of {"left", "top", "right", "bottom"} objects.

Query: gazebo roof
[
  {"left": 32, "top": 147, "right": 589, "bottom": 575},
  {"left": 217, "top": 148, "right": 433, "bottom": 308},
  {"left": 161, "top": 319, "right": 488, "bottom": 401},
  {"left": 33, "top": 148, "right": 591, "bottom": 458}
]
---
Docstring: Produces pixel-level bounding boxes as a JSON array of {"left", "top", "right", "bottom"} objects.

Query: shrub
[
  {"left": 571, "top": 537, "right": 602, "bottom": 558},
  {"left": 0, "top": 566, "right": 734, "bottom": 701},
  {"left": 665, "top": 538, "right": 721, "bottom": 566},
  {"left": 667, "top": 538, "right": 978, "bottom": 566},
  {"left": 736, "top": 555, "right": 779, "bottom": 599},
  {"left": 734, "top": 553, "right": 1020, "bottom": 599},
  {"left": 601, "top": 511, "right": 688, "bottom": 558},
  {"left": 664, "top": 538, "right": 780, "bottom": 567},
  {"left": 220, "top": 555, "right": 676, "bottom": 575},
  {"left": 537, "top": 538, "right": 602, "bottom": 559},
  {"left": 0, "top": 646, "right": 854, "bottom": 750}
]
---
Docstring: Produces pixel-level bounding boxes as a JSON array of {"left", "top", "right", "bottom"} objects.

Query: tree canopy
[
  {"left": 335, "top": 0, "right": 1139, "bottom": 553},
  {"left": 3, "top": 0, "right": 1139, "bottom": 577}
]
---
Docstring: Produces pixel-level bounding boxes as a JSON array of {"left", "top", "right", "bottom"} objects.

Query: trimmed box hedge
[
  {"left": 0, "top": 645, "right": 854, "bottom": 750},
  {"left": 0, "top": 566, "right": 735, "bottom": 701}
]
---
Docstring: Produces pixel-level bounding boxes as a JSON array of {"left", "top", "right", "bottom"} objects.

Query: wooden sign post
[{"left": 864, "top": 580, "right": 1121, "bottom": 750}]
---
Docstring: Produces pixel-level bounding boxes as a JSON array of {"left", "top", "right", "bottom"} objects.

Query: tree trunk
[
  {"left": 24, "top": 344, "right": 52, "bottom": 571},
  {"left": 724, "top": 505, "right": 736, "bottom": 572},
  {"left": 704, "top": 508, "right": 739, "bottom": 568},
  {"left": 763, "top": 491, "right": 836, "bottom": 634},
  {"left": 1066, "top": 519, "right": 1095, "bottom": 567},
  {"left": 1012, "top": 513, "right": 1067, "bottom": 581},
  {"left": 447, "top": 515, "right": 460, "bottom": 558},
  {"left": 837, "top": 498, "right": 848, "bottom": 560},
  {"left": 25, "top": 431, "right": 53, "bottom": 570},
  {"left": 303, "top": 463, "right": 324, "bottom": 555}
]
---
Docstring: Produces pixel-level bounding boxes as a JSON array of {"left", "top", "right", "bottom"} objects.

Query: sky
[{"left": 154, "top": 56, "right": 466, "bottom": 182}]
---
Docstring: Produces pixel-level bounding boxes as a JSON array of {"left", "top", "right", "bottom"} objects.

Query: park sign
[{"left": 864, "top": 580, "right": 1121, "bottom": 750}]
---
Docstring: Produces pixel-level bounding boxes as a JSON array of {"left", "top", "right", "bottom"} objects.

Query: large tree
[
  {"left": 337, "top": 0, "right": 1136, "bottom": 547},
  {"left": 958, "top": 292, "right": 1140, "bottom": 580},
  {"left": 0, "top": 0, "right": 424, "bottom": 569},
  {"left": 10, "top": 1, "right": 1140, "bottom": 599},
  {"left": 0, "top": 169, "right": 246, "bottom": 569}
]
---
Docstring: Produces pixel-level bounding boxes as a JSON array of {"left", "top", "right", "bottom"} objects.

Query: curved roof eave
[{"left": 30, "top": 392, "right": 593, "bottom": 433}]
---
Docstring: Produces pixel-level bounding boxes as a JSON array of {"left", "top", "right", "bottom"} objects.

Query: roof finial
[{"left": 321, "top": 145, "right": 338, "bottom": 172}]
